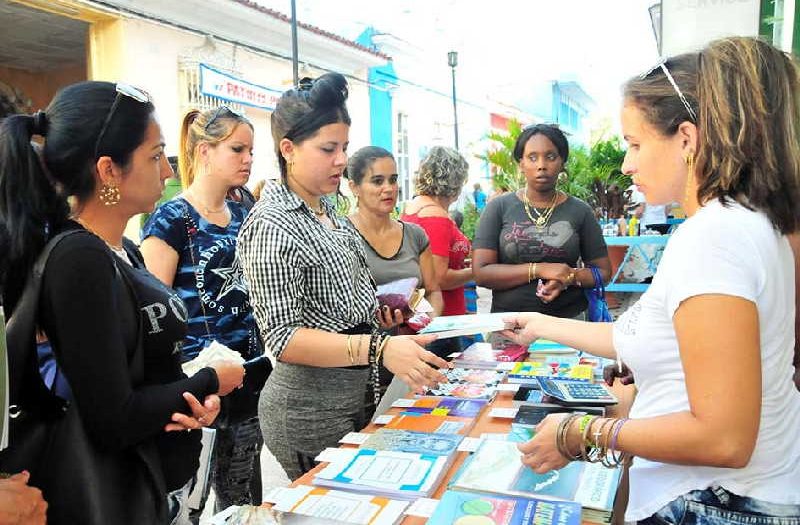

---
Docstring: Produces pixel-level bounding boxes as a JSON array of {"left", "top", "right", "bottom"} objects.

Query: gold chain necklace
[
  {"left": 74, "top": 217, "right": 124, "bottom": 251},
  {"left": 185, "top": 189, "right": 227, "bottom": 214},
  {"left": 522, "top": 191, "right": 559, "bottom": 228}
]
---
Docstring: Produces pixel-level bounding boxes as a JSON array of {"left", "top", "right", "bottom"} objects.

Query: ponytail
[
  {"left": 178, "top": 110, "right": 201, "bottom": 189},
  {"left": 0, "top": 114, "right": 69, "bottom": 283}
]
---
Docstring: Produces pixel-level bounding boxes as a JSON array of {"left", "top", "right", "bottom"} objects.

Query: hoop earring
[
  {"left": 99, "top": 183, "right": 121, "bottom": 206},
  {"left": 558, "top": 171, "right": 567, "bottom": 183},
  {"left": 684, "top": 152, "right": 695, "bottom": 204}
]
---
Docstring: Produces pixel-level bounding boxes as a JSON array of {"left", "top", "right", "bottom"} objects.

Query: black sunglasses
[
  {"left": 93, "top": 83, "right": 150, "bottom": 159},
  {"left": 204, "top": 105, "right": 247, "bottom": 132}
]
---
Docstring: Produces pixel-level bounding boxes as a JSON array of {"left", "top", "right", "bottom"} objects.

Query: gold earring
[
  {"left": 355, "top": 194, "right": 360, "bottom": 208},
  {"left": 99, "top": 183, "right": 121, "bottom": 206},
  {"left": 558, "top": 171, "right": 567, "bottom": 183},
  {"left": 286, "top": 158, "right": 294, "bottom": 178},
  {"left": 684, "top": 152, "right": 695, "bottom": 204}
]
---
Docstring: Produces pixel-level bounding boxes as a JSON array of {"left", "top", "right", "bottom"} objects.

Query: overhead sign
[
  {"left": 199, "top": 63, "right": 282, "bottom": 110},
  {"left": 660, "top": 0, "right": 760, "bottom": 57}
]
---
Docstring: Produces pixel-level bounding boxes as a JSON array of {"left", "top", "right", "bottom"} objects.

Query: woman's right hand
[
  {"left": 536, "top": 262, "right": 573, "bottom": 284},
  {"left": 382, "top": 334, "right": 451, "bottom": 393},
  {"left": 209, "top": 361, "right": 245, "bottom": 396},
  {"left": 498, "top": 312, "right": 545, "bottom": 346}
]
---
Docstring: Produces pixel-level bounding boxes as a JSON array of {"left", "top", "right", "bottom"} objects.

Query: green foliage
[
  {"left": 461, "top": 202, "right": 480, "bottom": 241},
  {"left": 479, "top": 120, "right": 630, "bottom": 218}
]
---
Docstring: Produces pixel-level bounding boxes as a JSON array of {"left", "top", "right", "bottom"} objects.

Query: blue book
[
  {"left": 360, "top": 429, "right": 463, "bottom": 456},
  {"left": 428, "top": 490, "right": 582, "bottom": 525}
]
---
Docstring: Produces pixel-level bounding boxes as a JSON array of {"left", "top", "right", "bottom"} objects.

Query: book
[
  {"left": 529, "top": 339, "right": 579, "bottom": 355},
  {"left": 512, "top": 388, "right": 609, "bottom": 415},
  {"left": 399, "top": 396, "right": 488, "bottom": 418},
  {"left": 512, "top": 404, "right": 604, "bottom": 428},
  {"left": 507, "top": 360, "right": 594, "bottom": 384},
  {"left": 314, "top": 448, "right": 451, "bottom": 500},
  {"left": 453, "top": 342, "right": 529, "bottom": 369},
  {"left": 271, "top": 485, "right": 409, "bottom": 525},
  {"left": 427, "top": 489, "right": 582, "bottom": 525},
  {"left": 418, "top": 313, "right": 516, "bottom": 339},
  {"left": 449, "top": 440, "right": 621, "bottom": 513},
  {"left": 360, "top": 429, "right": 463, "bottom": 456},
  {"left": 385, "top": 412, "right": 475, "bottom": 435}
]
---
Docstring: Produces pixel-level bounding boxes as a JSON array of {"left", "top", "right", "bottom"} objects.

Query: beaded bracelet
[{"left": 368, "top": 331, "right": 383, "bottom": 406}]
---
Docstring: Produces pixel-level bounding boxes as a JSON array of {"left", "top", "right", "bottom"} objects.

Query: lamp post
[
  {"left": 448, "top": 50, "right": 459, "bottom": 150},
  {"left": 291, "top": 0, "right": 299, "bottom": 85}
]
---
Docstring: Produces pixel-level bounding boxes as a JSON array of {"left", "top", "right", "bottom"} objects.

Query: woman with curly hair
[{"left": 401, "top": 146, "right": 473, "bottom": 357}]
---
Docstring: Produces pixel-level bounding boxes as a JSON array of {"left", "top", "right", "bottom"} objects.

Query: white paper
[
  {"left": 481, "top": 432, "right": 509, "bottom": 441},
  {"left": 497, "top": 383, "right": 521, "bottom": 392},
  {"left": 496, "top": 361, "right": 517, "bottom": 371},
  {"left": 314, "top": 447, "right": 355, "bottom": 463},
  {"left": 187, "top": 428, "right": 216, "bottom": 510},
  {"left": 457, "top": 436, "right": 482, "bottom": 452},
  {"left": 447, "top": 352, "right": 463, "bottom": 358},
  {"left": 373, "top": 414, "right": 395, "bottom": 425},
  {"left": 404, "top": 497, "right": 440, "bottom": 518},
  {"left": 390, "top": 398, "right": 417, "bottom": 408},
  {"left": 489, "top": 407, "right": 519, "bottom": 419},
  {"left": 181, "top": 340, "right": 244, "bottom": 377},
  {"left": 338, "top": 432, "right": 371, "bottom": 445},
  {"left": 207, "top": 505, "right": 240, "bottom": 525}
]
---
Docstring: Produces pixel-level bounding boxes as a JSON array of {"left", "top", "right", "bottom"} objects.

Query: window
[{"left": 396, "top": 112, "right": 411, "bottom": 201}]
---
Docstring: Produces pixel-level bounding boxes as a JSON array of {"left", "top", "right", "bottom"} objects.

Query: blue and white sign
[{"left": 199, "top": 63, "right": 282, "bottom": 110}]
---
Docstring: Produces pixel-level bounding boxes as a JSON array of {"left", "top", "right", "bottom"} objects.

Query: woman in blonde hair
[
  {"left": 141, "top": 106, "right": 266, "bottom": 517},
  {"left": 503, "top": 37, "right": 800, "bottom": 522}
]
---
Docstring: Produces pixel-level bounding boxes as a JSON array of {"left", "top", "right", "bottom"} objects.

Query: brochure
[
  {"left": 428, "top": 489, "right": 582, "bottom": 525},
  {"left": 418, "top": 313, "right": 517, "bottom": 339},
  {"left": 271, "top": 485, "right": 409, "bottom": 525}
]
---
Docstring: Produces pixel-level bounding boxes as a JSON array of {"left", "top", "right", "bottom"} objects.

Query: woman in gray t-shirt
[{"left": 473, "top": 125, "right": 611, "bottom": 318}]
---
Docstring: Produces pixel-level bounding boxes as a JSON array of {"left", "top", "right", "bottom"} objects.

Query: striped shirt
[{"left": 238, "top": 181, "right": 378, "bottom": 359}]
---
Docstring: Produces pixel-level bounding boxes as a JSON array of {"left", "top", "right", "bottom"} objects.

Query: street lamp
[{"left": 447, "top": 50, "right": 459, "bottom": 150}]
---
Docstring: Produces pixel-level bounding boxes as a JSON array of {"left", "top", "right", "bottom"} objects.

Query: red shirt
[{"left": 400, "top": 213, "right": 471, "bottom": 316}]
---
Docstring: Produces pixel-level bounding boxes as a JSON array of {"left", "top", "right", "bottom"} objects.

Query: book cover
[
  {"left": 385, "top": 412, "right": 474, "bottom": 435},
  {"left": 450, "top": 440, "right": 621, "bottom": 511},
  {"left": 418, "top": 313, "right": 515, "bottom": 339},
  {"left": 428, "top": 489, "right": 582, "bottom": 525},
  {"left": 512, "top": 405, "right": 574, "bottom": 427},
  {"left": 314, "top": 448, "right": 450, "bottom": 500},
  {"left": 360, "top": 429, "right": 462, "bottom": 456},
  {"left": 507, "top": 360, "right": 593, "bottom": 384},
  {"left": 453, "top": 342, "right": 529, "bottom": 369},
  {"left": 271, "top": 485, "right": 409, "bottom": 525},
  {"left": 422, "top": 382, "right": 498, "bottom": 401},
  {"left": 441, "top": 367, "right": 508, "bottom": 386},
  {"left": 529, "top": 340, "right": 579, "bottom": 355},
  {"left": 401, "top": 397, "right": 488, "bottom": 418}
]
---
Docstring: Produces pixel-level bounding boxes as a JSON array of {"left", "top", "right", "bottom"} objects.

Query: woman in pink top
[{"left": 402, "top": 146, "right": 473, "bottom": 358}]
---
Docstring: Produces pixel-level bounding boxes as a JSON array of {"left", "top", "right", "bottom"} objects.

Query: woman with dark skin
[{"left": 473, "top": 125, "right": 611, "bottom": 318}]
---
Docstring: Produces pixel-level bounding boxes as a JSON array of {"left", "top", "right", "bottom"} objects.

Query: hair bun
[
  {"left": 308, "top": 73, "right": 348, "bottom": 108},
  {"left": 31, "top": 110, "right": 48, "bottom": 137}
]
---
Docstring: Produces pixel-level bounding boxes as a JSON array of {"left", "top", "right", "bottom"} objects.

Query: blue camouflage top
[{"left": 142, "top": 196, "right": 258, "bottom": 361}]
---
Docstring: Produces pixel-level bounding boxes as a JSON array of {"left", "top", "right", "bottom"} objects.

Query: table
[
  {"left": 604, "top": 235, "right": 670, "bottom": 293},
  {"left": 286, "top": 380, "right": 636, "bottom": 524}
]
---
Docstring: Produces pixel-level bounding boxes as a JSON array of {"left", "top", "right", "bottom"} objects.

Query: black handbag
[{"left": 0, "top": 230, "right": 167, "bottom": 524}]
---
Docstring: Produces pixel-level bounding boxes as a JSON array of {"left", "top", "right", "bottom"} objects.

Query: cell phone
[{"left": 536, "top": 377, "right": 617, "bottom": 406}]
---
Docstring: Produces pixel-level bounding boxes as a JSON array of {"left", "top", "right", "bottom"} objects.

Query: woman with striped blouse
[{"left": 238, "top": 73, "right": 450, "bottom": 481}]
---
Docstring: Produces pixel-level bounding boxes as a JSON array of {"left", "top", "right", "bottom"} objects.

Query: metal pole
[
  {"left": 291, "top": 0, "right": 299, "bottom": 85},
  {"left": 451, "top": 66, "right": 459, "bottom": 150}
]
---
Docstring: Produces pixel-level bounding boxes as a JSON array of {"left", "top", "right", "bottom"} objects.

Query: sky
[{"left": 255, "top": 0, "right": 661, "bottom": 131}]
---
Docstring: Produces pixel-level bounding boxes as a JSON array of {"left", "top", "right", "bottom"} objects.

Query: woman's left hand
[
  {"left": 517, "top": 412, "right": 573, "bottom": 473},
  {"left": 165, "top": 392, "right": 221, "bottom": 432},
  {"left": 377, "top": 305, "right": 405, "bottom": 329},
  {"left": 536, "top": 279, "right": 565, "bottom": 303}
]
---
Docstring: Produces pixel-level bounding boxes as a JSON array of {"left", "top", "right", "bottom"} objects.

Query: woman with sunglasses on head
[
  {"left": 237, "top": 74, "right": 450, "bottom": 481},
  {"left": 141, "top": 106, "right": 266, "bottom": 517},
  {"left": 0, "top": 81, "right": 244, "bottom": 524},
  {"left": 473, "top": 124, "right": 611, "bottom": 320},
  {"left": 503, "top": 37, "right": 800, "bottom": 523},
  {"left": 345, "top": 146, "right": 444, "bottom": 415}
]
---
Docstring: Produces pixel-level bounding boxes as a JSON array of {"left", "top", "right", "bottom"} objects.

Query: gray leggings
[{"left": 259, "top": 362, "right": 369, "bottom": 481}]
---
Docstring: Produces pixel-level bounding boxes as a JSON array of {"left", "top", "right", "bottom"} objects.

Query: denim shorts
[{"left": 640, "top": 486, "right": 800, "bottom": 525}]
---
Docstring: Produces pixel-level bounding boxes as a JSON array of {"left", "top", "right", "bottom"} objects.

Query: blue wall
[{"left": 356, "top": 28, "right": 395, "bottom": 152}]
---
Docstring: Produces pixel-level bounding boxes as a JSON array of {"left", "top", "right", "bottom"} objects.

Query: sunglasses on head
[
  {"left": 94, "top": 83, "right": 151, "bottom": 160},
  {"left": 640, "top": 60, "right": 697, "bottom": 122},
  {"left": 204, "top": 105, "right": 247, "bottom": 132}
]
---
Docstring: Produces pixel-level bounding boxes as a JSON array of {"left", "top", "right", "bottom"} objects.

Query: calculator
[{"left": 536, "top": 377, "right": 617, "bottom": 406}]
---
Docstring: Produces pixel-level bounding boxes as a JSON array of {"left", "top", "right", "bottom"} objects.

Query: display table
[
  {"left": 283, "top": 380, "right": 635, "bottom": 524},
  {"left": 604, "top": 235, "right": 670, "bottom": 293}
]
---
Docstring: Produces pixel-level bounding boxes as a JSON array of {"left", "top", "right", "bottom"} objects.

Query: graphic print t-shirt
[
  {"left": 142, "top": 197, "right": 258, "bottom": 361},
  {"left": 474, "top": 193, "right": 607, "bottom": 317}
]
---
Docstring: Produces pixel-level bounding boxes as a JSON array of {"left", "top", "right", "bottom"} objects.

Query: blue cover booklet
[{"left": 428, "top": 489, "right": 582, "bottom": 525}]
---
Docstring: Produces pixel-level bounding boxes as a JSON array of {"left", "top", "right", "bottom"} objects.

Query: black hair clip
[{"left": 297, "top": 77, "right": 314, "bottom": 91}]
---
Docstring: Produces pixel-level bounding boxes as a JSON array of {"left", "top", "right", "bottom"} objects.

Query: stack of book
[
  {"left": 393, "top": 396, "right": 489, "bottom": 418},
  {"left": 428, "top": 489, "right": 582, "bottom": 525},
  {"left": 506, "top": 357, "right": 594, "bottom": 385},
  {"left": 384, "top": 411, "right": 475, "bottom": 435},
  {"left": 452, "top": 342, "right": 529, "bottom": 369},
  {"left": 419, "top": 367, "right": 506, "bottom": 400},
  {"left": 448, "top": 439, "right": 621, "bottom": 524}
]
